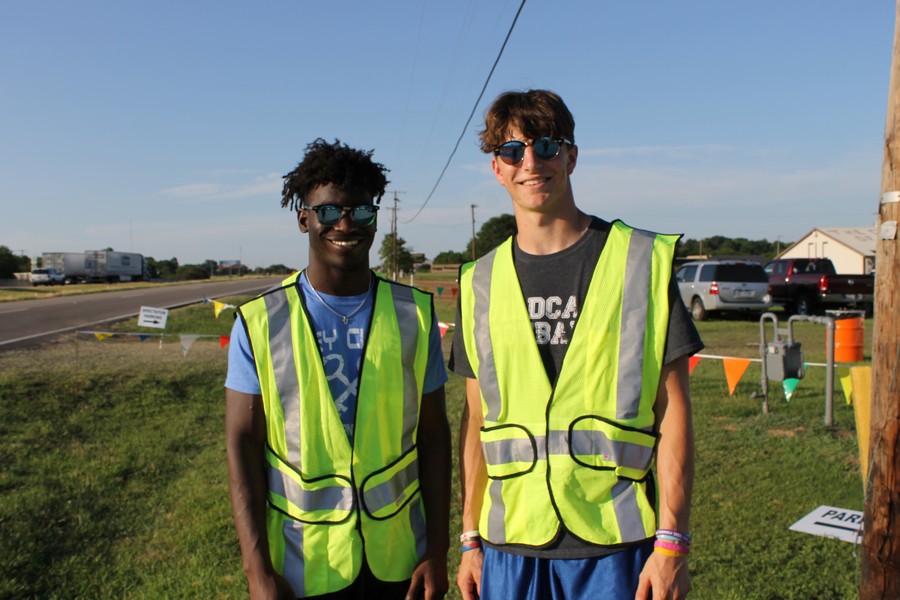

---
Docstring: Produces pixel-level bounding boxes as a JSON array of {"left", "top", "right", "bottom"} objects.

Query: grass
[{"left": 0, "top": 287, "right": 870, "bottom": 599}]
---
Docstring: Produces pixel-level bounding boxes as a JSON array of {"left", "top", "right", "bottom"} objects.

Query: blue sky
[{"left": 1, "top": 1, "right": 894, "bottom": 270}]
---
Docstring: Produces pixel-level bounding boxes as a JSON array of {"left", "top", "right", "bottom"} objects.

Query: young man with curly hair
[
  {"left": 451, "top": 91, "right": 702, "bottom": 599},
  {"left": 226, "top": 138, "right": 450, "bottom": 599}
]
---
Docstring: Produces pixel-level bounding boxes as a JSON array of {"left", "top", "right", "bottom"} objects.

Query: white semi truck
[{"left": 42, "top": 251, "right": 146, "bottom": 283}]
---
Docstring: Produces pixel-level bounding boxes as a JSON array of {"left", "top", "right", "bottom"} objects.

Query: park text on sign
[
  {"left": 789, "top": 505, "right": 863, "bottom": 544},
  {"left": 138, "top": 306, "right": 169, "bottom": 329}
]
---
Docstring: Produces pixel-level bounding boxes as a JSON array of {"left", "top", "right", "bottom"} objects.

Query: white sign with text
[
  {"left": 138, "top": 306, "right": 169, "bottom": 329},
  {"left": 789, "top": 505, "right": 863, "bottom": 544}
]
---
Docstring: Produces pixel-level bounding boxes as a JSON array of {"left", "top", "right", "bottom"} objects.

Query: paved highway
[{"left": 0, "top": 278, "right": 281, "bottom": 349}]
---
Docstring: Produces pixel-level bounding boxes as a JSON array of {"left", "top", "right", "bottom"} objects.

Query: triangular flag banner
[
  {"left": 201, "top": 297, "right": 211, "bottom": 303},
  {"left": 138, "top": 334, "right": 152, "bottom": 342},
  {"left": 214, "top": 301, "right": 226, "bottom": 318},
  {"left": 689, "top": 355, "right": 701, "bottom": 374},
  {"left": 451, "top": 288, "right": 458, "bottom": 298},
  {"left": 838, "top": 367, "right": 853, "bottom": 405},
  {"left": 437, "top": 322, "right": 450, "bottom": 339},
  {"left": 723, "top": 358, "right": 751, "bottom": 396},
  {"left": 180, "top": 334, "right": 200, "bottom": 357},
  {"left": 94, "top": 333, "right": 113, "bottom": 341},
  {"left": 437, "top": 287, "right": 444, "bottom": 296},
  {"left": 219, "top": 335, "right": 231, "bottom": 349},
  {"left": 782, "top": 378, "right": 800, "bottom": 402}
]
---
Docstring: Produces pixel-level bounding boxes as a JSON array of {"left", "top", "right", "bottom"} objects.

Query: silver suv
[
  {"left": 674, "top": 260, "right": 770, "bottom": 320},
  {"left": 31, "top": 268, "right": 65, "bottom": 286}
]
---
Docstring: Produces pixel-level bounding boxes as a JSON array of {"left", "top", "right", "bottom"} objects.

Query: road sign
[{"left": 138, "top": 306, "right": 169, "bottom": 329}]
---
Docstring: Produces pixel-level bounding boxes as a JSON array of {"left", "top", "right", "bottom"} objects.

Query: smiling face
[
  {"left": 491, "top": 126, "right": 578, "bottom": 217},
  {"left": 299, "top": 183, "right": 377, "bottom": 294}
]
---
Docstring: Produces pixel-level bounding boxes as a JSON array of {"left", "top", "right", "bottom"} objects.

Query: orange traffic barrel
[{"left": 830, "top": 311, "right": 865, "bottom": 363}]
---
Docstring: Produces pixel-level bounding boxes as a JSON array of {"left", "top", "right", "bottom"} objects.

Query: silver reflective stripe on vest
[
  {"left": 485, "top": 431, "right": 651, "bottom": 472},
  {"left": 487, "top": 478, "right": 506, "bottom": 544},
  {"left": 569, "top": 430, "right": 654, "bottom": 471},
  {"left": 363, "top": 458, "right": 418, "bottom": 513},
  {"left": 617, "top": 228, "right": 654, "bottom": 420},
  {"left": 471, "top": 250, "right": 502, "bottom": 421},
  {"left": 408, "top": 496, "right": 428, "bottom": 559},
  {"left": 282, "top": 520, "right": 305, "bottom": 596},
  {"left": 611, "top": 479, "right": 646, "bottom": 544},
  {"left": 389, "top": 283, "right": 421, "bottom": 439},
  {"left": 264, "top": 289, "right": 302, "bottom": 465},
  {"left": 268, "top": 467, "right": 354, "bottom": 513}
]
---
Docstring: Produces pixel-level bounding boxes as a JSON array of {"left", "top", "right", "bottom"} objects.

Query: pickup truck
[
  {"left": 763, "top": 258, "right": 873, "bottom": 315},
  {"left": 30, "top": 268, "right": 65, "bottom": 286}
]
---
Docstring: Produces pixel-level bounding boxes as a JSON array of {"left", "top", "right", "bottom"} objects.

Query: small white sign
[
  {"left": 138, "top": 306, "right": 169, "bottom": 329},
  {"left": 789, "top": 505, "right": 863, "bottom": 544}
]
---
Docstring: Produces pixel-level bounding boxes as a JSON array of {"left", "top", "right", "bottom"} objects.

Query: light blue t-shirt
[{"left": 225, "top": 272, "right": 448, "bottom": 442}]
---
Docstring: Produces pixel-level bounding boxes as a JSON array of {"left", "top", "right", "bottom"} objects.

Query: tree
[
  {"left": 0, "top": 246, "right": 30, "bottom": 278},
  {"left": 433, "top": 250, "right": 466, "bottom": 265},
  {"left": 378, "top": 233, "right": 414, "bottom": 276},
  {"left": 466, "top": 214, "right": 517, "bottom": 260}
]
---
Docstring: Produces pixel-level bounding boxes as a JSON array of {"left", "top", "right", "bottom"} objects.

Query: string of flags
[{"left": 77, "top": 309, "right": 865, "bottom": 405}]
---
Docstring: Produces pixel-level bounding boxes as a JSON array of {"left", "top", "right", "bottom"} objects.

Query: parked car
[
  {"left": 674, "top": 260, "right": 771, "bottom": 321},
  {"left": 31, "top": 268, "right": 65, "bottom": 286}
]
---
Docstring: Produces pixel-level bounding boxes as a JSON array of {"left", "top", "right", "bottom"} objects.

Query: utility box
[{"left": 765, "top": 340, "right": 804, "bottom": 381}]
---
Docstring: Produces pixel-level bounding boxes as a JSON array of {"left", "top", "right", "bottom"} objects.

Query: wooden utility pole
[
  {"left": 861, "top": 2, "right": 900, "bottom": 597},
  {"left": 388, "top": 191, "right": 404, "bottom": 280}
]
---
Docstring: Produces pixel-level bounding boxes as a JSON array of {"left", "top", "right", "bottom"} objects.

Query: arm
[
  {"left": 456, "top": 377, "right": 488, "bottom": 600},
  {"left": 636, "top": 355, "right": 694, "bottom": 600},
  {"left": 225, "top": 388, "right": 295, "bottom": 599},
  {"left": 407, "top": 386, "right": 451, "bottom": 600}
]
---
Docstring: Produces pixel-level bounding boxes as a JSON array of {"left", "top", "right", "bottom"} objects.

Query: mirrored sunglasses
[
  {"left": 302, "top": 204, "right": 379, "bottom": 226},
  {"left": 493, "top": 137, "right": 572, "bottom": 165}
]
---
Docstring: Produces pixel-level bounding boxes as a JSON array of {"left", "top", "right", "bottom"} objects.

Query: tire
[
  {"left": 691, "top": 297, "right": 707, "bottom": 321},
  {"left": 795, "top": 295, "right": 814, "bottom": 316}
]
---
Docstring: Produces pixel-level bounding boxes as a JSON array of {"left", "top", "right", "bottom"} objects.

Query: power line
[{"left": 404, "top": 0, "right": 527, "bottom": 224}]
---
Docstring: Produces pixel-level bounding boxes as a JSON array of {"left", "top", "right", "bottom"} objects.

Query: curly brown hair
[
  {"left": 478, "top": 89, "right": 575, "bottom": 154},
  {"left": 281, "top": 138, "right": 390, "bottom": 211}
]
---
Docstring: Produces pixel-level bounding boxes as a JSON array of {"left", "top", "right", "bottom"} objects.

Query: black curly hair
[{"left": 281, "top": 138, "right": 390, "bottom": 211}]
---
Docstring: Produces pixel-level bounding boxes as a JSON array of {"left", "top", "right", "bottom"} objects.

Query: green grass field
[{"left": 0, "top": 282, "right": 869, "bottom": 599}]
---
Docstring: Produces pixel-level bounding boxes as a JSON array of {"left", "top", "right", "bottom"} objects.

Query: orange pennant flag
[
  {"left": 219, "top": 335, "right": 231, "bottom": 348},
  {"left": 723, "top": 358, "right": 751, "bottom": 396},
  {"left": 689, "top": 355, "right": 701, "bottom": 374},
  {"left": 437, "top": 322, "right": 450, "bottom": 339}
]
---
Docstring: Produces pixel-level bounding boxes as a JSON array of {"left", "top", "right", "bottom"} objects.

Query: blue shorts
[{"left": 480, "top": 541, "right": 653, "bottom": 600}]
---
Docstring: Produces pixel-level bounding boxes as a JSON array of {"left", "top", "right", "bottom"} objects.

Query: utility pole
[
  {"left": 471, "top": 204, "right": 478, "bottom": 260},
  {"left": 388, "top": 191, "right": 404, "bottom": 280},
  {"left": 861, "top": 2, "right": 900, "bottom": 597}
]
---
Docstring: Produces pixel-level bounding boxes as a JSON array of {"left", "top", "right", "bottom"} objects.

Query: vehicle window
[
  {"left": 676, "top": 265, "right": 697, "bottom": 283},
  {"left": 698, "top": 265, "right": 715, "bottom": 282},
  {"left": 716, "top": 264, "right": 768, "bottom": 283},
  {"left": 32, "top": 269, "right": 49, "bottom": 275},
  {"left": 763, "top": 263, "right": 773, "bottom": 275}
]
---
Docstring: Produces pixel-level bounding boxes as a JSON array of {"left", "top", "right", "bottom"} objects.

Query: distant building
[{"left": 778, "top": 227, "right": 876, "bottom": 274}]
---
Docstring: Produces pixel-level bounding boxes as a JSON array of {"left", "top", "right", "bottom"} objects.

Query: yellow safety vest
[
  {"left": 459, "top": 221, "right": 677, "bottom": 547},
  {"left": 239, "top": 272, "right": 432, "bottom": 596}
]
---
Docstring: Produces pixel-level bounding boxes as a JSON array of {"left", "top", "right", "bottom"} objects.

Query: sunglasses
[
  {"left": 302, "top": 204, "right": 380, "bottom": 226},
  {"left": 493, "top": 137, "right": 572, "bottom": 165}
]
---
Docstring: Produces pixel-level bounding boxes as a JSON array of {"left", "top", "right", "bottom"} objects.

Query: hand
[
  {"left": 247, "top": 570, "right": 296, "bottom": 600},
  {"left": 456, "top": 548, "right": 484, "bottom": 600},
  {"left": 635, "top": 552, "right": 690, "bottom": 600},
  {"left": 406, "top": 556, "right": 449, "bottom": 600}
]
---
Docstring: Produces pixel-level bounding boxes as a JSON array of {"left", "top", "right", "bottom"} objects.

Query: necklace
[{"left": 307, "top": 279, "right": 371, "bottom": 324}]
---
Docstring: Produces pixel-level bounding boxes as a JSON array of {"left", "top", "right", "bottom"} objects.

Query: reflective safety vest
[
  {"left": 459, "top": 220, "right": 678, "bottom": 548},
  {"left": 238, "top": 272, "right": 432, "bottom": 597}
]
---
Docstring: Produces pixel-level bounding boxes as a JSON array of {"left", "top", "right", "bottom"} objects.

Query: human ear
[{"left": 298, "top": 209, "right": 309, "bottom": 233}]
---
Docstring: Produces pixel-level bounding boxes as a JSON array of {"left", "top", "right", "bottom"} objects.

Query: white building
[{"left": 779, "top": 227, "right": 876, "bottom": 274}]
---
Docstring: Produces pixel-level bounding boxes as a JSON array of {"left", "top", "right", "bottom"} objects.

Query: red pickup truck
[{"left": 763, "top": 258, "right": 874, "bottom": 315}]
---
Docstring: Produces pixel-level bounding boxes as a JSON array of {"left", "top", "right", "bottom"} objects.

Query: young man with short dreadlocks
[
  {"left": 226, "top": 138, "right": 451, "bottom": 599},
  {"left": 451, "top": 90, "right": 703, "bottom": 599}
]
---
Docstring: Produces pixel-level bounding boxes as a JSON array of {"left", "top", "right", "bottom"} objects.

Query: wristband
[
  {"left": 461, "top": 544, "right": 481, "bottom": 553},
  {"left": 654, "top": 546, "right": 689, "bottom": 558},
  {"left": 654, "top": 539, "right": 690, "bottom": 555},
  {"left": 460, "top": 530, "right": 481, "bottom": 543},
  {"left": 655, "top": 529, "right": 691, "bottom": 544}
]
